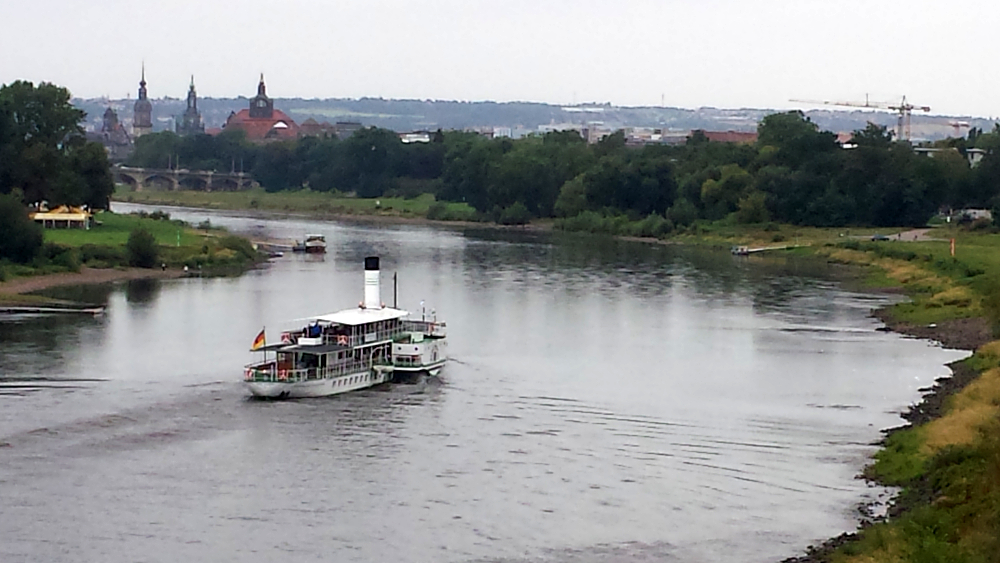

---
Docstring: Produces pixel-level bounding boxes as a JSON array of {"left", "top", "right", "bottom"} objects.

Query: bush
[
  {"left": 219, "top": 235, "right": 257, "bottom": 262},
  {"left": 498, "top": 201, "right": 531, "bottom": 225},
  {"left": 0, "top": 194, "right": 43, "bottom": 264},
  {"left": 80, "top": 244, "right": 127, "bottom": 267},
  {"left": 666, "top": 198, "right": 698, "bottom": 227},
  {"left": 426, "top": 202, "right": 448, "bottom": 220},
  {"left": 37, "top": 243, "right": 80, "bottom": 272},
  {"left": 126, "top": 228, "right": 159, "bottom": 268}
]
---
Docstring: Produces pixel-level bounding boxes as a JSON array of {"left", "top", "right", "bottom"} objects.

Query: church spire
[
  {"left": 133, "top": 63, "right": 153, "bottom": 136},
  {"left": 257, "top": 73, "right": 266, "bottom": 97},
  {"left": 137, "top": 63, "right": 148, "bottom": 101}
]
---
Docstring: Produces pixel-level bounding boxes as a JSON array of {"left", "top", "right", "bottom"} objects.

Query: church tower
[
  {"left": 249, "top": 73, "right": 274, "bottom": 119},
  {"left": 176, "top": 75, "right": 205, "bottom": 136},
  {"left": 132, "top": 64, "right": 153, "bottom": 138}
]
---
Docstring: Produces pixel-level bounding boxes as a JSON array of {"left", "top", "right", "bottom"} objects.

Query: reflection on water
[
  {"left": 0, "top": 205, "right": 967, "bottom": 563},
  {"left": 124, "top": 278, "right": 161, "bottom": 304}
]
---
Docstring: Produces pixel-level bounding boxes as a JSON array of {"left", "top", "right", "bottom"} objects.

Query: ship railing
[
  {"left": 244, "top": 358, "right": 393, "bottom": 383},
  {"left": 393, "top": 356, "right": 425, "bottom": 367},
  {"left": 321, "top": 327, "right": 405, "bottom": 348},
  {"left": 401, "top": 320, "right": 447, "bottom": 337}
]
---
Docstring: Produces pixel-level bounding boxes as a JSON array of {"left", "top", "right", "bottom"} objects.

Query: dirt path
[
  {"left": 895, "top": 228, "right": 936, "bottom": 241},
  {"left": 0, "top": 267, "right": 186, "bottom": 296}
]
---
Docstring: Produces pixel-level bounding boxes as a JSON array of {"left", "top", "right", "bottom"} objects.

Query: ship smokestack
[{"left": 364, "top": 256, "right": 381, "bottom": 308}]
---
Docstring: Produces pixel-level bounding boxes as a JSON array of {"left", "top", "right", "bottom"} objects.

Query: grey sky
[{"left": 2, "top": 0, "right": 996, "bottom": 117}]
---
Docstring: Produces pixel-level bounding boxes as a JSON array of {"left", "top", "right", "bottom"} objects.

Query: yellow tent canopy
[{"left": 30, "top": 205, "right": 92, "bottom": 229}]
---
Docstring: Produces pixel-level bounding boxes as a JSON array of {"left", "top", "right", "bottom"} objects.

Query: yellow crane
[{"left": 790, "top": 95, "right": 931, "bottom": 141}]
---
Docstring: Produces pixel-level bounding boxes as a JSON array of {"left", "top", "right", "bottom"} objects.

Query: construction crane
[{"left": 789, "top": 95, "right": 931, "bottom": 141}]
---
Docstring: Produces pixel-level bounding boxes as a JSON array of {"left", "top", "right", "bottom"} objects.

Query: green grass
[
  {"left": 114, "top": 187, "right": 478, "bottom": 221},
  {"left": 44, "top": 211, "right": 202, "bottom": 248},
  {"left": 865, "top": 426, "right": 929, "bottom": 485}
]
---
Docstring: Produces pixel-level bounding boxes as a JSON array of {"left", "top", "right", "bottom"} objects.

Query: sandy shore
[{"left": 0, "top": 267, "right": 187, "bottom": 296}]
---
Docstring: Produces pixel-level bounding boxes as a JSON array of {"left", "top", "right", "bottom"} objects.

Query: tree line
[{"left": 131, "top": 112, "right": 1000, "bottom": 229}]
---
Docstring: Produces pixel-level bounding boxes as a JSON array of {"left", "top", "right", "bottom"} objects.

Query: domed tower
[
  {"left": 249, "top": 73, "right": 274, "bottom": 119},
  {"left": 132, "top": 64, "right": 153, "bottom": 138}
]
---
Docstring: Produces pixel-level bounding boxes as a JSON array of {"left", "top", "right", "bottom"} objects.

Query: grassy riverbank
[
  {"left": 116, "top": 186, "right": 478, "bottom": 222},
  {"left": 0, "top": 210, "right": 262, "bottom": 305},
  {"left": 781, "top": 225, "right": 1000, "bottom": 563}
]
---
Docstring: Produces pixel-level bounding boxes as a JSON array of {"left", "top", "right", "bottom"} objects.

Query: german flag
[{"left": 251, "top": 328, "right": 266, "bottom": 351}]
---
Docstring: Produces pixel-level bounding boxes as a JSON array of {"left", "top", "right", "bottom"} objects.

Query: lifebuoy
[
  {"left": 244, "top": 368, "right": 253, "bottom": 381},
  {"left": 337, "top": 335, "right": 348, "bottom": 345},
  {"left": 278, "top": 370, "right": 288, "bottom": 381}
]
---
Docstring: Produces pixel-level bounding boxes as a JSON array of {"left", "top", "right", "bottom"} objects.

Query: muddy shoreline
[
  {"left": 0, "top": 267, "right": 187, "bottom": 299},
  {"left": 780, "top": 310, "right": 991, "bottom": 563}
]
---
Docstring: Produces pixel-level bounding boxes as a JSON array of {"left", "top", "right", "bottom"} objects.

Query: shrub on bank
[
  {"left": 36, "top": 243, "right": 81, "bottom": 272},
  {"left": 219, "top": 235, "right": 257, "bottom": 262},
  {"left": 79, "top": 244, "right": 127, "bottom": 268},
  {"left": 126, "top": 228, "right": 159, "bottom": 268}
]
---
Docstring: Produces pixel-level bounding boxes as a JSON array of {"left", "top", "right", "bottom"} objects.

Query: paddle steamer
[{"left": 243, "top": 257, "right": 446, "bottom": 398}]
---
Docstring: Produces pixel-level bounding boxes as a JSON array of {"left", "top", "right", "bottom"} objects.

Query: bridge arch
[
  {"left": 178, "top": 176, "right": 209, "bottom": 191},
  {"left": 212, "top": 177, "right": 240, "bottom": 191},
  {"left": 144, "top": 174, "right": 176, "bottom": 191},
  {"left": 115, "top": 172, "right": 139, "bottom": 190}
]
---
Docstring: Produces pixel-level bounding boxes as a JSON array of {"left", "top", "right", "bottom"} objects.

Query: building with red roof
[{"left": 221, "top": 75, "right": 299, "bottom": 142}]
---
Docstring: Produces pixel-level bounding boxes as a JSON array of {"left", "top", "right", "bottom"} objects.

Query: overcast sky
[{"left": 2, "top": 0, "right": 996, "bottom": 117}]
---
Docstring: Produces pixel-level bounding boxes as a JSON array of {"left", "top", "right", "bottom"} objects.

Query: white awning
[{"left": 314, "top": 307, "right": 409, "bottom": 326}]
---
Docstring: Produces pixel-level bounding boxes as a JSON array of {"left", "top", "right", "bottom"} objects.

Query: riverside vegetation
[
  {"left": 126, "top": 111, "right": 1000, "bottom": 231},
  {"left": 0, "top": 80, "right": 262, "bottom": 301},
  {"left": 768, "top": 225, "right": 1000, "bottom": 563}
]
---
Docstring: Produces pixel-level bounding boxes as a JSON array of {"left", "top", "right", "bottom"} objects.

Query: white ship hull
[
  {"left": 391, "top": 358, "right": 447, "bottom": 377},
  {"left": 245, "top": 368, "right": 390, "bottom": 399}
]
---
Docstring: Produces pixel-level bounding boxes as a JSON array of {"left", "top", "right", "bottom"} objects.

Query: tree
[
  {"left": 0, "top": 193, "right": 43, "bottom": 263},
  {"left": 0, "top": 81, "right": 84, "bottom": 150},
  {"left": 0, "top": 80, "right": 112, "bottom": 209},
  {"left": 851, "top": 123, "right": 893, "bottom": 149},
  {"left": 554, "top": 174, "right": 587, "bottom": 217},
  {"left": 126, "top": 228, "right": 159, "bottom": 268}
]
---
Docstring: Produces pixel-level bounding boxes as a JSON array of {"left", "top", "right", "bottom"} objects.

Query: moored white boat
[
  {"left": 243, "top": 257, "right": 447, "bottom": 398},
  {"left": 291, "top": 234, "right": 326, "bottom": 253}
]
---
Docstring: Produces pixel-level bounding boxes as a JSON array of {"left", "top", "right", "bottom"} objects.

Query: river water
[{"left": 0, "top": 204, "right": 966, "bottom": 563}]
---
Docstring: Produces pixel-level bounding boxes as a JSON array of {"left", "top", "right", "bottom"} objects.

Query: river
[{"left": 0, "top": 204, "right": 966, "bottom": 563}]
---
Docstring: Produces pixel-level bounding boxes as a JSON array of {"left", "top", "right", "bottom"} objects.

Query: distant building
[
  {"left": 400, "top": 131, "right": 431, "bottom": 144},
  {"left": 86, "top": 107, "right": 132, "bottom": 162},
  {"left": 335, "top": 121, "right": 364, "bottom": 138},
  {"left": 222, "top": 75, "right": 299, "bottom": 142},
  {"left": 176, "top": 76, "right": 205, "bottom": 136},
  {"left": 298, "top": 118, "right": 337, "bottom": 138},
  {"left": 132, "top": 65, "right": 153, "bottom": 138},
  {"left": 694, "top": 130, "right": 758, "bottom": 144}
]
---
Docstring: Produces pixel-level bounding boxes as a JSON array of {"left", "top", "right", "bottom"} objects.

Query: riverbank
[
  {"left": 116, "top": 188, "right": 479, "bottom": 222},
  {"left": 779, "top": 229, "right": 1000, "bottom": 562},
  {"left": 0, "top": 266, "right": 186, "bottom": 299},
  {"left": 0, "top": 209, "right": 265, "bottom": 307}
]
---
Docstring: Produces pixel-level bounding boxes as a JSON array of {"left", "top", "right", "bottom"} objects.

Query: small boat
[
  {"left": 731, "top": 245, "right": 750, "bottom": 256},
  {"left": 291, "top": 234, "right": 326, "bottom": 253},
  {"left": 243, "top": 257, "right": 447, "bottom": 399}
]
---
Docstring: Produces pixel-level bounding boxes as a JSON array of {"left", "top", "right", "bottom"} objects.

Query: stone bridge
[{"left": 113, "top": 166, "right": 255, "bottom": 192}]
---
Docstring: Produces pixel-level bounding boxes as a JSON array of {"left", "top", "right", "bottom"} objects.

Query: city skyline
[{"left": 3, "top": 0, "right": 998, "bottom": 118}]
